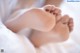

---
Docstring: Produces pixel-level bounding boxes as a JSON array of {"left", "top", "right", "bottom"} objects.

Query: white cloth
[{"left": 0, "top": 22, "right": 36, "bottom": 53}]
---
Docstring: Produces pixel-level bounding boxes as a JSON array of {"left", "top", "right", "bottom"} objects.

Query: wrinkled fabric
[
  {"left": 0, "top": 0, "right": 18, "bottom": 22},
  {"left": 0, "top": 24, "right": 36, "bottom": 53}
]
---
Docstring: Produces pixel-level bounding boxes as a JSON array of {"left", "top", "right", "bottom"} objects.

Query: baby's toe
[
  {"left": 60, "top": 15, "right": 70, "bottom": 24},
  {"left": 68, "top": 18, "right": 74, "bottom": 32},
  {"left": 43, "top": 5, "right": 55, "bottom": 13},
  {"left": 56, "top": 14, "right": 62, "bottom": 22},
  {"left": 53, "top": 7, "right": 61, "bottom": 15}
]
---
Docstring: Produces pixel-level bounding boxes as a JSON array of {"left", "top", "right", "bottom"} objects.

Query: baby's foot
[
  {"left": 29, "top": 15, "right": 74, "bottom": 47},
  {"left": 5, "top": 7, "right": 56, "bottom": 32},
  {"left": 52, "top": 15, "right": 74, "bottom": 41}
]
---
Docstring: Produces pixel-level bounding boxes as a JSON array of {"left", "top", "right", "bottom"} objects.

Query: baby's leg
[
  {"left": 5, "top": 7, "right": 56, "bottom": 32},
  {"left": 29, "top": 15, "right": 74, "bottom": 47}
]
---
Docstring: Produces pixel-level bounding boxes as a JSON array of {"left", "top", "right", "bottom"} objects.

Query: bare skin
[
  {"left": 44, "top": 0, "right": 63, "bottom": 7},
  {"left": 5, "top": 7, "right": 56, "bottom": 32},
  {"left": 29, "top": 5, "right": 74, "bottom": 47}
]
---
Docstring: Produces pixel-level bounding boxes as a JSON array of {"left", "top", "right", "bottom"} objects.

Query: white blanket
[{"left": 0, "top": 22, "right": 36, "bottom": 53}]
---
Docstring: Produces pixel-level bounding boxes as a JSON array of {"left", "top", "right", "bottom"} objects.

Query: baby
[{"left": 5, "top": 5, "right": 73, "bottom": 47}]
